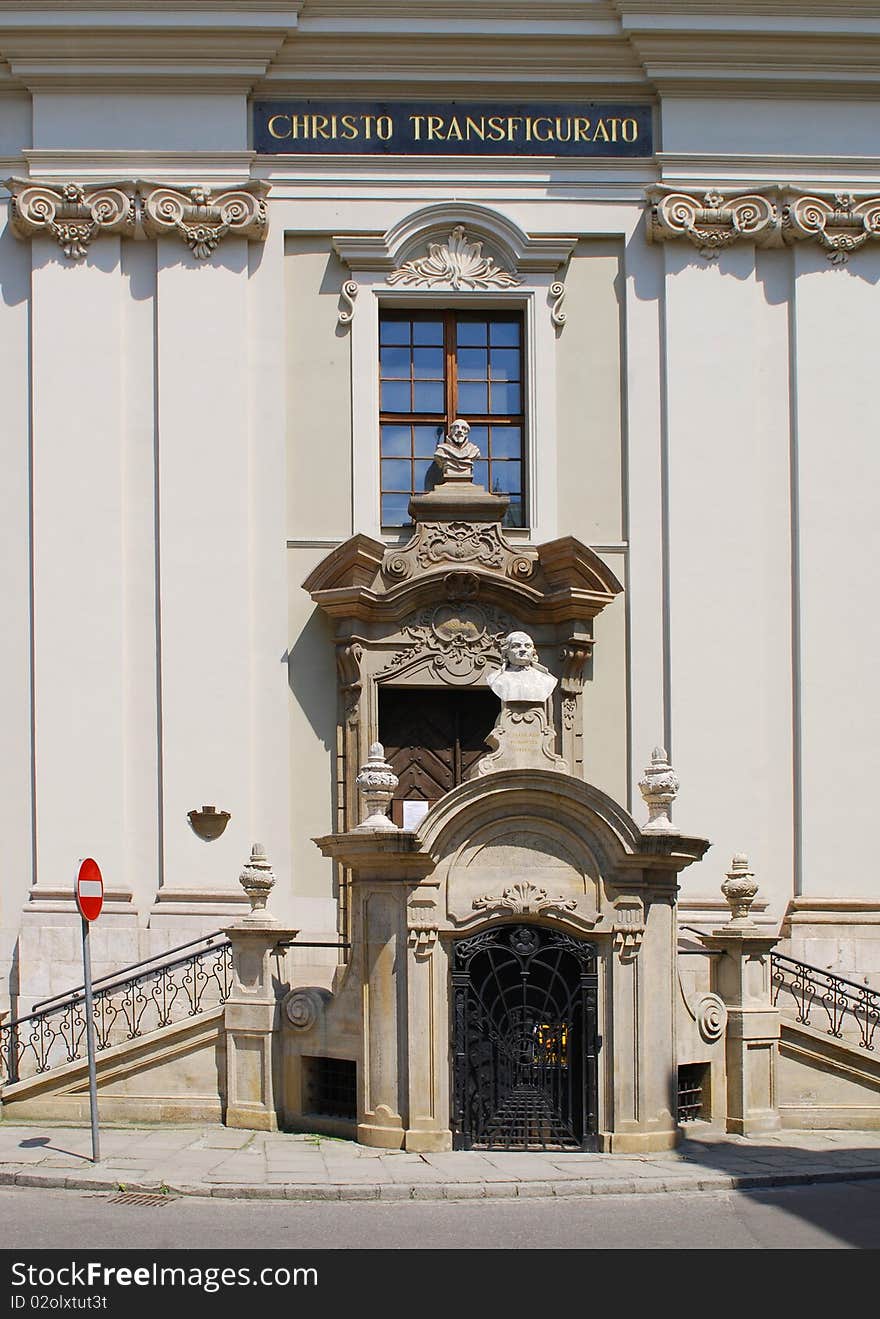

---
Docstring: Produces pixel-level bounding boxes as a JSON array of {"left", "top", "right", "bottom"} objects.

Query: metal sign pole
[{"left": 80, "top": 914, "right": 101, "bottom": 1164}]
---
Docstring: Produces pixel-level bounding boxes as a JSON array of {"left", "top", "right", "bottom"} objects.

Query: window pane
[
  {"left": 457, "top": 320, "right": 487, "bottom": 346},
  {"left": 413, "top": 320, "right": 443, "bottom": 345},
  {"left": 413, "top": 459, "right": 435, "bottom": 491},
  {"left": 457, "top": 348, "right": 488, "bottom": 380},
  {"left": 380, "top": 345, "right": 411, "bottom": 377},
  {"left": 413, "top": 381, "right": 444, "bottom": 412},
  {"left": 490, "top": 426, "right": 521, "bottom": 458},
  {"left": 381, "top": 459, "right": 412, "bottom": 490},
  {"left": 380, "top": 319, "right": 410, "bottom": 345},
  {"left": 458, "top": 381, "right": 488, "bottom": 413},
  {"left": 414, "top": 424, "right": 442, "bottom": 457},
  {"left": 473, "top": 460, "right": 489, "bottom": 489},
  {"left": 504, "top": 497, "right": 524, "bottom": 528},
  {"left": 489, "top": 348, "right": 520, "bottom": 381},
  {"left": 490, "top": 382, "right": 521, "bottom": 414},
  {"left": 489, "top": 320, "right": 520, "bottom": 347},
  {"left": 490, "top": 460, "right": 521, "bottom": 493},
  {"left": 468, "top": 425, "right": 488, "bottom": 455},
  {"left": 413, "top": 347, "right": 444, "bottom": 379},
  {"left": 381, "top": 380, "right": 411, "bottom": 412},
  {"left": 381, "top": 424, "right": 411, "bottom": 457},
  {"left": 381, "top": 493, "right": 411, "bottom": 526}
]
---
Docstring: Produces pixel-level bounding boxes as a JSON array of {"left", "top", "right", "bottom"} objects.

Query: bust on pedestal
[{"left": 470, "top": 630, "right": 566, "bottom": 777}]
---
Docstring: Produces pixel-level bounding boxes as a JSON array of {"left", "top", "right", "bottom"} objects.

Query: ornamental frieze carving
[
  {"left": 5, "top": 178, "right": 269, "bottom": 261},
  {"left": 646, "top": 184, "right": 880, "bottom": 265},
  {"left": 384, "top": 602, "right": 517, "bottom": 682},
  {"left": 382, "top": 521, "right": 537, "bottom": 584},
  {"left": 647, "top": 186, "right": 782, "bottom": 259},
  {"left": 139, "top": 182, "right": 269, "bottom": 258},
  {"left": 472, "top": 882, "right": 577, "bottom": 920},
  {"left": 387, "top": 225, "right": 522, "bottom": 290},
  {"left": 783, "top": 192, "right": 880, "bottom": 264},
  {"left": 6, "top": 179, "right": 136, "bottom": 259}
]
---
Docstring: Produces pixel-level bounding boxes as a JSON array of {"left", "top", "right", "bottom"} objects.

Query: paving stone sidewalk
[{"left": 2, "top": 1122, "right": 880, "bottom": 1202}]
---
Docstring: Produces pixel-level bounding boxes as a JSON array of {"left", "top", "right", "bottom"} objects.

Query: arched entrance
[{"left": 451, "top": 924, "right": 599, "bottom": 1151}]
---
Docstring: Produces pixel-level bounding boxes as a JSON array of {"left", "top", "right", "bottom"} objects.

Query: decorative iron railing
[
  {"left": 771, "top": 952, "right": 880, "bottom": 1052},
  {"left": 0, "top": 933, "right": 233, "bottom": 1089}
]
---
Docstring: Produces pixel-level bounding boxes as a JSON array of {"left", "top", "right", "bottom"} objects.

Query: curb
[{"left": 3, "top": 1165, "right": 880, "bottom": 1202}]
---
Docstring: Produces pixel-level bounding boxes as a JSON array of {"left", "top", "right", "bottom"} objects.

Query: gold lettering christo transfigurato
[{"left": 266, "top": 109, "right": 642, "bottom": 149}]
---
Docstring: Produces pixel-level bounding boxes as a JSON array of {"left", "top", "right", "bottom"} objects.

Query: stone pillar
[
  {"left": 223, "top": 847, "right": 296, "bottom": 1131},
  {"left": 702, "top": 856, "right": 781, "bottom": 1135},
  {"left": 404, "top": 882, "right": 450, "bottom": 1152}
]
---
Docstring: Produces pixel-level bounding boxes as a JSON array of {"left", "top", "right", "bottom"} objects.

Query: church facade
[{"left": 1, "top": 3, "right": 879, "bottom": 1143}]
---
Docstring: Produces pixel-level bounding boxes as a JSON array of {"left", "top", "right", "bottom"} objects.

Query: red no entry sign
[{"left": 75, "top": 858, "right": 104, "bottom": 922}]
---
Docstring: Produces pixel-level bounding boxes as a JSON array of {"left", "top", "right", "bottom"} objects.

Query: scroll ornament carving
[
  {"left": 647, "top": 185, "right": 880, "bottom": 266},
  {"left": 7, "top": 180, "right": 135, "bottom": 259},
  {"left": 336, "top": 641, "right": 363, "bottom": 726},
  {"left": 472, "top": 881, "right": 577, "bottom": 919},
  {"left": 6, "top": 178, "right": 269, "bottom": 261},
  {"left": 648, "top": 188, "right": 782, "bottom": 259},
  {"left": 612, "top": 897, "right": 645, "bottom": 960},
  {"left": 549, "top": 280, "right": 567, "bottom": 328},
  {"left": 385, "top": 602, "right": 516, "bottom": 681},
  {"left": 387, "top": 225, "right": 522, "bottom": 290},
  {"left": 283, "top": 987, "right": 325, "bottom": 1031},
  {"left": 140, "top": 183, "right": 268, "bottom": 258},
  {"left": 338, "top": 279, "right": 358, "bottom": 325},
  {"left": 695, "top": 993, "right": 727, "bottom": 1044},
  {"left": 382, "top": 521, "right": 536, "bottom": 583},
  {"left": 784, "top": 192, "right": 880, "bottom": 264}
]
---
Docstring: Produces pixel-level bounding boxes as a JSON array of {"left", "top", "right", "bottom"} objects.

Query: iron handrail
[
  {"left": 1, "top": 935, "right": 234, "bottom": 1089},
  {"left": 32, "top": 931, "right": 230, "bottom": 1011},
  {"left": 771, "top": 950, "right": 880, "bottom": 1051}
]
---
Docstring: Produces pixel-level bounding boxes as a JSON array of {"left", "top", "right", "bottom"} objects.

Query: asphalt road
[{"left": 2, "top": 1180, "right": 880, "bottom": 1250}]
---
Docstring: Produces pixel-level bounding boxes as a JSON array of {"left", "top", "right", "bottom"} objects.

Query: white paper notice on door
[{"left": 402, "top": 800, "right": 430, "bottom": 830}]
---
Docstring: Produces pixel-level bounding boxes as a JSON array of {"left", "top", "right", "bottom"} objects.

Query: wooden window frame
[{"left": 379, "top": 307, "right": 526, "bottom": 528}]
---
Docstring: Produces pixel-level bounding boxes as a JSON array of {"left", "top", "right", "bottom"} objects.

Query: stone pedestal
[
  {"left": 703, "top": 925, "right": 782, "bottom": 1135},
  {"left": 223, "top": 919, "right": 297, "bottom": 1131},
  {"left": 470, "top": 701, "right": 566, "bottom": 777}
]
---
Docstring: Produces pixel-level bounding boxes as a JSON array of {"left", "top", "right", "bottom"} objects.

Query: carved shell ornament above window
[{"left": 387, "top": 225, "right": 522, "bottom": 290}]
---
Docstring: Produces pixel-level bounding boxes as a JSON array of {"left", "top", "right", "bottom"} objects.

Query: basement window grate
[
  {"left": 303, "top": 1056, "right": 357, "bottom": 1121},
  {"left": 677, "top": 1063, "right": 709, "bottom": 1122}
]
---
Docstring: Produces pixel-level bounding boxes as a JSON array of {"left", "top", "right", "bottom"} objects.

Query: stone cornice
[
  {"left": 646, "top": 184, "right": 880, "bottom": 264},
  {"left": 5, "top": 177, "right": 270, "bottom": 260},
  {"left": 0, "top": 5, "right": 302, "bottom": 93}
]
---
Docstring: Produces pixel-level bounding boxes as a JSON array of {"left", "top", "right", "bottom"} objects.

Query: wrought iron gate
[{"left": 451, "top": 924, "right": 599, "bottom": 1151}]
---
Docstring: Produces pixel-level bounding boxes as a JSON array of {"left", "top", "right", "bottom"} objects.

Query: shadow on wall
[{"left": 285, "top": 606, "right": 337, "bottom": 754}]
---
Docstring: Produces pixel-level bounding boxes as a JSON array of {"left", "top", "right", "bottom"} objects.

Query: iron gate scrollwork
[{"left": 451, "top": 924, "right": 599, "bottom": 1151}]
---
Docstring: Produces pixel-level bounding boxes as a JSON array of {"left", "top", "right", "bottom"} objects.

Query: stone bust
[
  {"left": 433, "top": 417, "right": 481, "bottom": 481},
  {"left": 488, "top": 631, "right": 557, "bottom": 703}
]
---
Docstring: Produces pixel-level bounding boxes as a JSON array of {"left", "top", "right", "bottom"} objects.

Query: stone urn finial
[
  {"left": 238, "top": 842, "right": 277, "bottom": 922},
  {"left": 721, "top": 853, "right": 759, "bottom": 925},
  {"left": 355, "top": 742, "right": 399, "bottom": 831},
  {"left": 638, "top": 745, "right": 680, "bottom": 833}
]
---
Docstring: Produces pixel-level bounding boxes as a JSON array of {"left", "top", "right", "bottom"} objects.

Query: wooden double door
[{"left": 378, "top": 688, "right": 498, "bottom": 827}]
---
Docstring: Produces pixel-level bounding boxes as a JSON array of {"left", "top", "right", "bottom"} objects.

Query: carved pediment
[{"left": 304, "top": 526, "right": 621, "bottom": 627}]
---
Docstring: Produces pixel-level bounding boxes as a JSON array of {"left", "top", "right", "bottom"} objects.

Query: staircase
[
  {"left": 771, "top": 952, "right": 880, "bottom": 1129},
  {"left": 0, "top": 934, "right": 233, "bottom": 1123}
]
